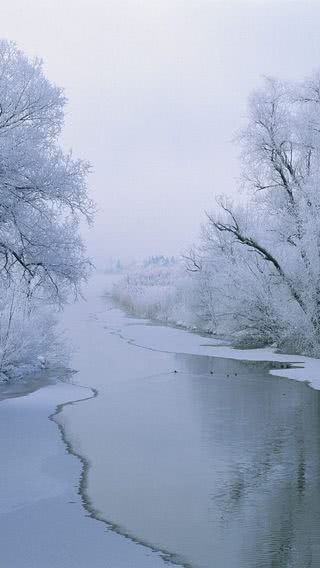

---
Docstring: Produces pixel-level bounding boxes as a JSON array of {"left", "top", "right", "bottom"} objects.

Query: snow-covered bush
[
  {"left": 112, "top": 260, "right": 203, "bottom": 329},
  {"left": 0, "top": 286, "right": 66, "bottom": 383}
]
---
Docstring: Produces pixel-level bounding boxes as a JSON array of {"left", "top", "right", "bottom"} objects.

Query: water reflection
[{"left": 175, "top": 353, "right": 320, "bottom": 567}]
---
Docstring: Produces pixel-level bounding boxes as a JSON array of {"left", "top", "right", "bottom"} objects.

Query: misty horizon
[{"left": 2, "top": 0, "right": 320, "bottom": 265}]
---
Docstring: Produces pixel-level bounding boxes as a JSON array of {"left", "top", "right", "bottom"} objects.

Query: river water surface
[{"left": 58, "top": 276, "right": 320, "bottom": 568}]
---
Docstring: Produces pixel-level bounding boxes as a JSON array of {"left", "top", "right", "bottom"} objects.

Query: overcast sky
[{"left": 2, "top": 1, "right": 320, "bottom": 264}]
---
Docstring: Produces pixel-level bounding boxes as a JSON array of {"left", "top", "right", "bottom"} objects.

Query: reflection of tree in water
[{"left": 174, "top": 352, "right": 320, "bottom": 567}]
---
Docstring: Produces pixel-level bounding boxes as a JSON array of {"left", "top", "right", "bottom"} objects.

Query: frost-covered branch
[{"left": 0, "top": 40, "right": 93, "bottom": 303}]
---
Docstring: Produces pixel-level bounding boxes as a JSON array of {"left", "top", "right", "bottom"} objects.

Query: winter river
[{"left": 1, "top": 275, "right": 320, "bottom": 567}]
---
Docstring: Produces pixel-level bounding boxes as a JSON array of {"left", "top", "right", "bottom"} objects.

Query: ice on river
[{"left": 0, "top": 381, "right": 175, "bottom": 568}]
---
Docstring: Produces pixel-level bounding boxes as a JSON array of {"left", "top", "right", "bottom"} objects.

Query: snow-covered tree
[
  {"left": 0, "top": 40, "right": 92, "bottom": 304},
  {"left": 195, "top": 73, "right": 320, "bottom": 353},
  {"left": 112, "top": 71, "right": 320, "bottom": 355}
]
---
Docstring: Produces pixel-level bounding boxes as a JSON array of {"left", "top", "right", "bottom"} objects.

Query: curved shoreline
[{"left": 50, "top": 381, "right": 193, "bottom": 568}]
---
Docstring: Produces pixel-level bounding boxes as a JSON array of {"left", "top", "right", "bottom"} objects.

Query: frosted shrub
[
  {"left": 112, "top": 261, "right": 200, "bottom": 329},
  {"left": 0, "top": 288, "right": 65, "bottom": 382}
]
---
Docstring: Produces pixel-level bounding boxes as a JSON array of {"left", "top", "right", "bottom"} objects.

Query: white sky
[{"left": 1, "top": 0, "right": 320, "bottom": 264}]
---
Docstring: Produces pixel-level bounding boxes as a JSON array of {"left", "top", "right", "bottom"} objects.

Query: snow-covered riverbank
[
  {"left": 106, "top": 268, "right": 320, "bottom": 389},
  {"left": 105, "top": 304, "right": 320, "bottom": 390}
]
